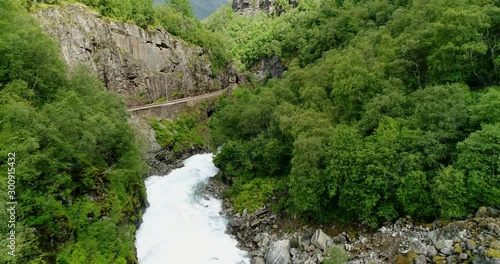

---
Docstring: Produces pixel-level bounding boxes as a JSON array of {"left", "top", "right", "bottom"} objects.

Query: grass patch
[
  {"left": 153, "top": 97, "right": 166, "bottom": 104},
  {"left": 229, "top": 177, "right": 278, "bottom": 213},
  {"left": 324, "top": 246, "right": 349, "bottom": 264}
]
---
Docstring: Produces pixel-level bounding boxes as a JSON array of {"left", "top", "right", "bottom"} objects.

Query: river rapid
[{"left": 135, "top": 153, "right": 250, "bottom": 264}]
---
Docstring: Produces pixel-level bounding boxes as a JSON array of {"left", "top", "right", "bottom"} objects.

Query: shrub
[
  {"left": 324, "top": 246, "right": 349, "bottom": 264},
  {"left": 230, "top": 177, "right": 277, "bottom": 213}
]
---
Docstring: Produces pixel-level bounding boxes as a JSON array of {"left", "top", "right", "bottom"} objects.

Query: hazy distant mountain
[{"left": 154, "top": 0, "right": 230, "bottom": 20}]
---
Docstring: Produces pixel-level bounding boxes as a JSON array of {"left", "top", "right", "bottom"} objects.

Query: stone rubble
[{"left": 208, "top": 178, "right": 500, "bottom": 264}]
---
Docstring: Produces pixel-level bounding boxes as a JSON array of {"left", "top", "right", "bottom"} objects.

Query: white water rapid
[{"left": 135, "top": 153, "right": 250, "bottom": 264}]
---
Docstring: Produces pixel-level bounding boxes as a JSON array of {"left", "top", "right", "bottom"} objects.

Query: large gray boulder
[
  {"left": 426, "top": 245, "right": 438, "bottom": 257},
  {"left": 414, "top": 255, "right": 426, "bottom": 264},
  {"left": 253, "top": 257, "right": 265, "bottom": 264},
  {"left": 265, "top": 240, "right": 291, "bottom": 264},
  {"left": 429, "top": 230, "right": 453, "bottom": 250},
  {"left": 410, "top": 238, "right": 427, "bottom": 255},
  {"left": 310, "top": 229, "right": 332, "bottom": 251},
  {"left": 229, "top": 217, "right": 245, "bottom": 229},
  {"left": 475, "top": 206, "right": 500, "bottom": 218}
]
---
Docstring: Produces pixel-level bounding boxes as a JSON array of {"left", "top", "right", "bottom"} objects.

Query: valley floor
[{"left": 204, "top": 175, "right": 500, "bottom": 264}]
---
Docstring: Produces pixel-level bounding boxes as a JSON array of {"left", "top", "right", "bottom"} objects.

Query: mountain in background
[{"left": 155, "top": 0, "right": 230, "bottom": 20}]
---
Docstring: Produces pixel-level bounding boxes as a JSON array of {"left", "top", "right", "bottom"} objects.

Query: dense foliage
[
  {"left": 155, "top": 3, "right": 229, "bottom": 71},
  {"left": 0, "top": 1, "right": 146, "bottom": 262},
  {"left": 148, "top": 103, "right": 212, "bottom": 156},
  {"left": 209, "top": 0, "right": 500, "bottom": 227},
  {"left": 24, "top": 0, "right": 155, "bottom": 27}
]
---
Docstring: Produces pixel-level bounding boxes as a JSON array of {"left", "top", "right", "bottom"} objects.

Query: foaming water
[{"left": 136, "top": 153, "right": 250, "bottom": 264}]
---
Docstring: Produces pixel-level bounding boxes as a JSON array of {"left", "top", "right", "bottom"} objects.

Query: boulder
[
  {"left": 466, "top": 239, "right": 478, "bottom": 250},
  {"left": 310, "top": 229, "right": 331, "bottom": 251},
  {"left": 253, "top": 257, "right": 265, "bottom": 264},
  {"left": 265, "top": 240, "right": 291, "bottom": 264},
  {"left": 300, "top": 239, "right": 311, "bottom": 249},
  {"left": 476, "top": 207, "right": 500, "bottom": 218},
  {"left": 410, "top": 239, "right": 427, "bottom": 255},
  {"left": 427, "top": 245, "right": 438, "bottom": 257},
  {"left": 440, "top": 247, "right": 452, "bottom": 255},
  {"left": 229, "top": 218, "right": 245, "bottom": 229},
  {"left": 242, "top": 208, "right": 248, "bottom": 218},
  {"left": 414, "top": 254, "right": 426, "bottom": 264},
  {"left": 333, "top": 234, "right": 347, "bottom": 244},
  {"left": 429, "top": 230, "right": 453, "bottom": 250}
]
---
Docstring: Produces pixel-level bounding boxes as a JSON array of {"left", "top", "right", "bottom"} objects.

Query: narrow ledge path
[{"left": 127, "top": 89, "right": 228, "bottom": 112}]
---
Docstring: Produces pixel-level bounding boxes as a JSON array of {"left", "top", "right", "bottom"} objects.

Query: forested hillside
[
  {"left": 0, "top": 1, "right": 146, "bottom": 263},
  {"left": 208, "top": 0, "right": 500, "bottom": 227}
]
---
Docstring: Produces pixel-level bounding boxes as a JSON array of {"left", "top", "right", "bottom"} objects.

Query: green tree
[
  {"left": 288, "top": 134, "right": 330, "bottom": 218},
  {"left": 455, "top": 123, "right": 500, "bottom": 210},
  {"left": 470, "top": 87, "right": 500, "bottom": 125},
  {"left": 0, "top": 0, "right": 66, "bottom": 104},
  {"left": 207, "top": 0, "right": 500, "bottom": 226},
  {"left": 397, "top": 171, "right": 434, "bottom": 219},
  {"left": 0, "top": 2, "right": 146, "bottom": 262},
  {"left": 431, "top": 166, "right": 468, "bottom": 219},
  {"left": 166, "top": 0, "right": 193, "bottom": 17},
  {"left": 409, "top": 84, "right": 472, "bottom": 168}
]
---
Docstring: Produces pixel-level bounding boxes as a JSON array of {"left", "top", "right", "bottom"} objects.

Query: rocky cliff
[
  {"left": 232, "top": 0, "right": 297, "bottom": 16},
  {"left": 35, "top": 4, "right": 238, "bottom": 106},
  {"left": 231, "top": 0, "right": 290, "bottom": 80},
  {"left": 252, "top": 56, "right": 286, "bottom": 81}
]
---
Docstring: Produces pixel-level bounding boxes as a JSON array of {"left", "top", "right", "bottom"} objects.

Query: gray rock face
[
  {"left": 265, "top": 240, "right": 291, "bottom": 264},
  {"left": 35, "top": 4, "right": 238, "bottom": 106},
  {"left": 252, "top": 57, "right": 286, "bottom": 81},
  {"left": 232, "top": 0, "right": 297, "bottom": 16},
  {"left": 310, "top": 229, "right": 331, "bottom": 251}
]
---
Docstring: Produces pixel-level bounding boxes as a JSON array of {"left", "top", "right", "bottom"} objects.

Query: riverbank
[
  {"left": 205, "top": 175, "right": 500, "bottom": 264},
  {"left": 130, "top": 99, "right": 217, "bottom": 176}
]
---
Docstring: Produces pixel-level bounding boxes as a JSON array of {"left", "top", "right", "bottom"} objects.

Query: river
[{"left": 135, "top": 153, "right": 250, "bottom": 264}]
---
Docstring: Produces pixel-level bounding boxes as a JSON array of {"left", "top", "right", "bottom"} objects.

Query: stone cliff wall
[
  {"left": 232, "top": 0, "right": 297, "bottom": 16},
  {"left": 35, "top": 4, "right": 238, "bottom": 106},
  {"left": 251, "top": 56, "right": 286, "bottom": 81}
]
